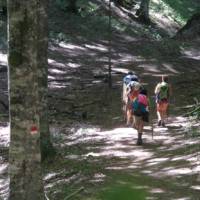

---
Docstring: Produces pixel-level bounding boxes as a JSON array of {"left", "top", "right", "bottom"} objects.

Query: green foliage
[{"left": 151, "top": 0, "right": 200, "bottom": 25}]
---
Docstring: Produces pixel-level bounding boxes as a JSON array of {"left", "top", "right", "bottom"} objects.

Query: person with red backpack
[
  {"left": 155, "top": 75, "right": 172, "bottom": 127},
  {"left": 122, "top": 72, "right": 142, "bottom": 126},
  {"left": 126, "top": 80, "right": 142, "bottom": 126},
  {"left": 132, "top": 88, "right": 149, "bottom": 145}
]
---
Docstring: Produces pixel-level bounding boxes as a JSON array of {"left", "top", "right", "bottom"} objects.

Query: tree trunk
[
  {"left": 37, "top": 0, "right": 54, "bottom": 161},
  {"left": 8, "top": 0, "right": 45, "bottom": 199},
  {"left": 136, "top": 0, "right": 150, "bottom": 24},
  {"left": 68, "top": 0, "right": 78, "bottom": 14},
  {"left": 115, "top": 0, "right": 124, "bottom": 6},
  {"left": 0, "top": 0, "right": 7, "bottom": 15}
]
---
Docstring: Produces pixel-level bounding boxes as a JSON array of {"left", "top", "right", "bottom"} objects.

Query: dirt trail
[
  {"left": 41, "top": 34, "right": 200, "bottom": 199},
  {"left": 50, "top": 115, "right": 200, "bottom": 200}
]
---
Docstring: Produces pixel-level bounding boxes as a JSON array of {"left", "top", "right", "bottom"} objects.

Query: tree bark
[
  {"left": 37, "top": 0, "right": 54, "bottom": 161},
  {"left": 68, "top": 0, "right": 78, "bottom": 14},
  {"left": 136, "top": 0, "right": 150, "bottom": 24},
  {"left": 8, "top": 0, "right": 45, "bottom": 199}
]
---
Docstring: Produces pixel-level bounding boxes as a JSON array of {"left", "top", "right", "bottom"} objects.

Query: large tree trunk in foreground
[
  {"left": 174, "top": 13, "right": 200, "bottom": 40},
  {"left": 8, "top": 0, "right": 45, "bottom": 199},
  {"left": 136, "top": 0, "right": 150, "bottom": 24}
]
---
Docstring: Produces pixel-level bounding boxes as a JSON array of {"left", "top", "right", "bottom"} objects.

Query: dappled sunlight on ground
[
  {"left": 0, "top": 53, "right": 7, "bottom": 66},
  {"left": 162, "top": 63, "right": 180, "bottom": 74},
  {"left": 0, "top": 160, "right": 8, "bottom": 199},
  {"left": 84, "top": 44, "right": 107, "bottom": 52},
  {"left": 47, "top": 114, "right": 200, "bottom": 199},
  {"left": 151, "top": 12, "right": 179, "bottom": 37},
  {"left": 59, "top": 42, "right": 86, "bottom": 51},
  {"left": 0, "top": 175, "right": 9, "bottom": 200},
  {"left": 181, "top": 47, "right": 200, "bottom": 60},
  {"left": 0, "top": 123, "right": 9, "bottom": 200},
  {"left": 0, "top": 123, "right": 9, "bottom": 147}
]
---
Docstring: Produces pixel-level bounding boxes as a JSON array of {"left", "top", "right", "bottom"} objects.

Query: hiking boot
[
  {"left": 157, "top": 120, "right": 162, "bottom": 126},
  {"left": 137, "top": 133, "right": 143, "bottom": 145},
  {"left": 161, "top": 121, "right": 165, "bottom": 127},
  {"left": 137, "top": 138, "right": 143, "bottom": 145}
]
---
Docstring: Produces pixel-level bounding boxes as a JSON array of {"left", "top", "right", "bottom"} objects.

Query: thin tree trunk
[
  {"left": 108, "top": 0, "right": 112, "bottom": 88},
  {"left": 37, "top": 0, "right": 54, "bottom": 161},
  {"left": 136, "top": 0, "right": 150, "bottom": 24},
  {"left": 68, "top": 0, "right": 78, "bottom": 14},
  {"left": 8, "top": 0, "right": 45, "bottom": 199}
]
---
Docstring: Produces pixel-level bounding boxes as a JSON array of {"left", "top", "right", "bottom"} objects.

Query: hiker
[
  {"left": 126, "top": 80, "right": 142, "bottom": 125},
  {"left": 132, "top": 88, "right": 149, "bottom": 145},
  {"left": 122, "top": 72, "right": 141, "bottom": 125},
  {"left": 155, "top": 75, "right": 171, "bottom": 127}
]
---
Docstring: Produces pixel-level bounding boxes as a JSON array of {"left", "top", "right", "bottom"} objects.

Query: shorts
[
  {"left": 157, "top": 99, "right": 168, "bottom": 112},
  {"left": 133, "top": 115, "right": 143, "bottom": 126},
  {"left": 133, "top": 111, "right": 149, "bottom": 122}
]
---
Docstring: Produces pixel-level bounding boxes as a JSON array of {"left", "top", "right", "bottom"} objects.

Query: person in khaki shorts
[{"left": 155, "top": 75, "right": 172, "bottom": 127}]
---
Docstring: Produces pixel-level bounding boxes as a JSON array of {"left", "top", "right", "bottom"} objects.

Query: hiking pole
[
  {"left": 151, "top": 113, "right": 154, "bottom": 140},
  {"left": 150, "top": 106, "right": 154, "bottom": 140},
  {"left": 149, "top": 96, "right": 154, "bottom": 140}
]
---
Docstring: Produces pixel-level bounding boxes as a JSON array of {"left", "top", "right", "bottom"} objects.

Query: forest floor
[
  {"left": 1, "top": 1, "right": 200, "bottom": 199},
  {"left": 43, "top": 37, "right": 200, "bottom": 200}
]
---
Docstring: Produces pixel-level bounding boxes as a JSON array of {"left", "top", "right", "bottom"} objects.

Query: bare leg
[
  {"left": 157, "top": 111, "right": 162, "bottom": 126},
  {"left": 133, "top": 115, "right": 140, "bottom": 130},
  {"left": 157, "top": 111, "right": 161, "bottom": 121},
  {"left": 163, "top": 104, "right": 169, "bottom": 124},
  {"left": 138, "top": 120, "right": 144, "bottom": 133},
  {"left": 161, "top": 110, "right": 167, "bottom": 126},
  {"left": 132, "top": 115, "right": 137, "bottom": 129},
  {"left": 137, "top": 119, "right": 144, "bottom": 145},
  {"left": 127, "top": 109, "right": 132, "bottom": 126},
  {"left": 122, "top": 83, "right": 128, "bottom": 122}
]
